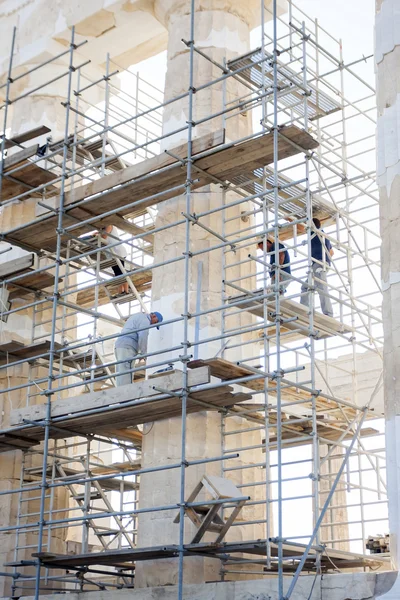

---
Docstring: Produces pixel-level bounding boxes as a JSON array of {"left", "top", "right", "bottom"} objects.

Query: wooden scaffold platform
[
  {"left": 0, "top": 365, "right": 251, "bottom": 452},
  {"left": 2, "top": 126, "right": 318, "bottom": 253}
]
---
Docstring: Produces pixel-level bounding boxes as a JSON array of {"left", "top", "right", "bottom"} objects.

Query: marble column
[
  {"left": 376, "top": 0, "right": 400, "bottom": 596},
  {"left": 135, "top": 0, "right": 282, "bottom": 588}
]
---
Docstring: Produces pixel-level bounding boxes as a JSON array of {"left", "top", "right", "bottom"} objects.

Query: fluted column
[
  {"left": 135, "top": 0, "right": 281, "bottom": 588},
  {"left": 375, "top": 0, "right": 400, "bottom": 596}
]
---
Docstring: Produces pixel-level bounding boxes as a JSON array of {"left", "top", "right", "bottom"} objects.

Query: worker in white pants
[
  {"left": 301, "top": 263, "right": 333, "bottom": 317},
  {"left": 98, "top": 224, "right": 129, "bottom": 295},
  {"left": 114, "top": 311, "right": 163, "bottom": 386},
  {"left": 300, "top": 218, "right": 334, "bottom": 318}
]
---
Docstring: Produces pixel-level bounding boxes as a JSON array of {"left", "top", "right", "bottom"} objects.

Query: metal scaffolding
[{"left": 0, "top": 1, "right": 387, "bottom": 599}]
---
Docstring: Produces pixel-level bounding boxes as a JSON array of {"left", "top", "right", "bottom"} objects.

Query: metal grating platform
[
  {"left": 226, "top": 165, "right": 337, "bottom": 224},
  {"left": 228, "top": 47, "right": 341, "bottom": 121}
]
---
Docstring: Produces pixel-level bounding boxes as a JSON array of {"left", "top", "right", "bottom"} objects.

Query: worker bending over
[
  {"left": 114, "top": 311, "right": 163, "bottom": 386},
  {"left": 300, "top": 218, "right": 334, "bottom": 317},
  {"left": 257, "top": 238, "right": 291, "bottom": 293}
]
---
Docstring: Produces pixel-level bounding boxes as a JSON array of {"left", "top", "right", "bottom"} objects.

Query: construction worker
[
  {"left": 300, "top": 217, "right": 334, "bottom": 317},
  {"left": 114, "top": 311, "right": 164, "bottom": 386},
  {"left": 99, "top": 224, "right": 129, "bottom": 295},
  {"left": 257, "top": 238, "right": 291, "bottom": 293}
]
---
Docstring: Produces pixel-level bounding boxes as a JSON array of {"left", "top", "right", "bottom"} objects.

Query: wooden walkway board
[
  {"left": 226, "top": 402, "right": 378, "bottom": 448},
  {"left": 229, "top": 292, "right": 353, "bottom": 340},
  {"left": 1, "top": 147, "right": 57, "bottom": 203},
  {"left": 7, "top": 272, "right": 57, "bottom": 299},
  {"left": 188, "top": 357, "right": 372, "bottom": 426},
  {"left": 33, "top": 538, "right": 385, "bottom": 571},
  {"left": 0, "top": 367, "right": 251, "bottom": 453},
  {"left": 268, "top": 426, "right": 378, "bottom": 448},
  {"left": 0, "top": 340, "right": 63, "bottom": 366},
  {"left": 3, "top": 126, "right": 318, "bottom": 253},
  {"left": 4, "top": 125, "right": 51, "bottom": 150}
]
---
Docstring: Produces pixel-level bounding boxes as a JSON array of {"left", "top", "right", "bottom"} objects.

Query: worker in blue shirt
[
  {"left": 114, "top": 311, "right": 163, "bottom": 386},
  {"left": 257, "top": 238, "right": 291, "bottom": 293},
  {"left": 300, "top": 218, "right": 334, "bottom": 317}
]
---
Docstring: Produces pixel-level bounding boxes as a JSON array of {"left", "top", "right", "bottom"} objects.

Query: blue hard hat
[{"left": 152, "top": 311, "right": 163, "bottom": 329}]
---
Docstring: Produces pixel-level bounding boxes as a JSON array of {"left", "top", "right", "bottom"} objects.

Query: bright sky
[
  {"left": 296, "top": 0, "right": 375, "bottom": 60},
  {"left": 134, "top": 0, "right": 375, "bottom": 91}
]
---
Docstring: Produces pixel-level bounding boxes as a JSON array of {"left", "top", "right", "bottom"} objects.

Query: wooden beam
[
  {"left": 1, "top": 384, "right": 250, "bottom": 453},
  {"left": 4, "top": 126, "right": 51, "bottom": 149},
  {"left": 7, "top": 271, "right": 57, "bottom": 299},
  {"left": 10, "top": 367, "right": 211, "bottom": 425},
  {"left": 104, "top": 428, "right": 143, "bottom": 445},
  {"left": 228, "top": 294, "right": 353, "bottom": 340},
  {"left": 3, "top": 126, "right": 318, "bottom": 252},
  {"left": 1, "top": 145, "right": 39, "bottom": 171},
  {"left": 65, "top": 130, "right": 226, "bottom": 207},
  {"left": 0, "top": 340, "right": 63, "bottom": 366},
  {"left": 99, "top": 214, "right": 154, "bottom": 244}
]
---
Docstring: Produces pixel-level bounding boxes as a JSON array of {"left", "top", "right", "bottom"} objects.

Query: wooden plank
[
  {"left": 99, "top": 214, "right": 154, "bottom": 244},
  {"left": 0, "top": 340, "right": 63, "bottom": 366},
  {"left": 32, "top": 538, "right": 386, "bottom": 570},
  {"left": 229, "top": 293, "right": 353, "bottom": 339},
  {"left": 0, "top": 340, "right": 25, "bottom": 353},
  {"left": 1, "top": 161, "right": 57, "bottom": 203},
  {"left": 188, "top": 357, "right": 370, "bottom": 426},
  {"left": 0, "top": 253, "right": 35, "bottom": 279},
  {"left": 3, "top": 127, "right": 318, "bottom": 253},
  {"left": 91, "top": 459, "right": 141, "bottom": 475},
  {"left": 65, "top": 130, "right": 226, "bottom": 207},
  {"left": 72, "top": 388, "right": 239, "bottom": 430},
  {"left": 188, "top": 357, "right": 268, "bottom": 392},
  {"left": 268, "top": 427, "right": 379, "bottom": 449},
  {"left": 10, "top": 367, "right": 211, "bottom": 425},
  {"left": 47, "top": 389, "right": 248, "bottom": 433},
  {"left": 1, "top": 385, "right": 250, "bottom": 452},
  {"left": 195, "top": 126, "right": 317, "bottom": 177},
  {"left": 98, "top": 427, "right": 143, "bottom": 444},
  {"left": 1, "top": 145, "right": 39, "bottom": 171},
  {"left": 7, "top": 272, "right": 57, "bottom": 299},
  {"left": 4, "top": 126, "right": 51, "bottom": 149}
]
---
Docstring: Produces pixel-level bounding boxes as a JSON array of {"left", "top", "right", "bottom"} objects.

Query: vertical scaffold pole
[
  {"left": 0, "top": 27, "right": 16, "bottom": 203},
  {"left": 177, "top": 0, "right": 195, "bottom": 597},
  {"left": 301, "top": 18, "right": 321, "bottom": 572},
  {"left": 271, "top": 1, "right": 284, "bottom": 598},
  {"left": 33, "top": 27, "right": 76, "bottom": 600},
  {"left": 260, "top": 0, "right": 272, "bottom": 572}
]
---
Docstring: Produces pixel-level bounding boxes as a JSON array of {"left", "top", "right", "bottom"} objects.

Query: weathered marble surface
[{"left": 14, "top": 572, "right": 398, "bottom": 600}]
